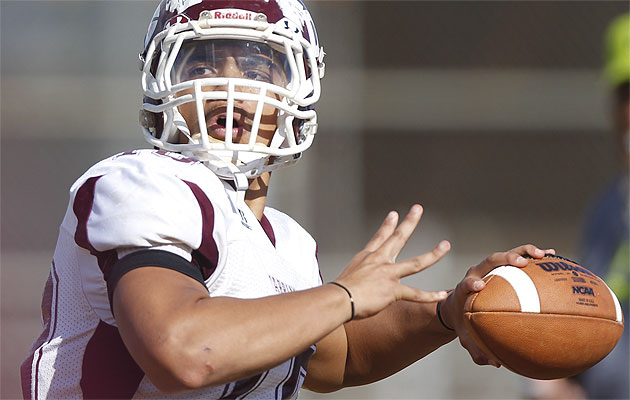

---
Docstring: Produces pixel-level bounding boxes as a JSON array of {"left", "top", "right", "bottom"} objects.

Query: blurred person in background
[
  {"left": 575, "top": 12, "right": 629, "bottom": 400},
  {"left": 527, "top": 13, "right": 629, "bottom": 400}
]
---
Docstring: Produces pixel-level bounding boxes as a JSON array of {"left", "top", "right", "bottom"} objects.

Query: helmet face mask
[{"left": 139, "top": 0, "right": 324, "bottom": 179}]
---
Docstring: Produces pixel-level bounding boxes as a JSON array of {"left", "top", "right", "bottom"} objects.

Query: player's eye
[
  {"left": 239, "top": 58, "right": 271, "bottom": 81},
  {"left": 184, "top": 64, "right": 217, "bottom": 80},
  {"left": 242, "top": 69, "right": 272, "bottom": 83},
  {"left": 238, "top": 56, "right": 285, "bottom": 85}
]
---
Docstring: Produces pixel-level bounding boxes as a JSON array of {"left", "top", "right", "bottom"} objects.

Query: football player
[{"left": 21, "top": 0, "right": 553, "bottom": 398}]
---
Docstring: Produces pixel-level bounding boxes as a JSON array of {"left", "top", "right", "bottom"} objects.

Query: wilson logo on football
[{"left": 536, "top": 261, "right": 596, "bottom": 277}]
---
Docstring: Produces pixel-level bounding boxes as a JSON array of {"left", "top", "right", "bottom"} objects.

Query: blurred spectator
[
  {"left": 574, "top": 12, "right": 629, "bottom": 400},
  {"left": 528, "top": 13, "right": 629, "bottom": 400}
]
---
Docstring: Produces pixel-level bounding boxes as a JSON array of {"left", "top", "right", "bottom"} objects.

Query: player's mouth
[{"left": 207, "top": 111, "right": 246, "bottom": 143}]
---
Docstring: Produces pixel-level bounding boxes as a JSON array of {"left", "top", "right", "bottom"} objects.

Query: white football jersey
[{"left": 21, "top": 149, "right": 322, "bottom": 399}]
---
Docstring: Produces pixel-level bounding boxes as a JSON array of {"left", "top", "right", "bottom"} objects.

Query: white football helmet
[{"left": 139, "top": 0, "right": 325, "bottom": 185}]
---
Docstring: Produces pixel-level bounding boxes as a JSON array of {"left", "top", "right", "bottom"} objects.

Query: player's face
[{"left": 172, "top": 40, "right": 290, "bottom": 146}]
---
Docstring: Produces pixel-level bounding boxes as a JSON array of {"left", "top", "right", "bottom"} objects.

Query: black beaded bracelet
[
  {"left": 436, "top": 301, "right": 455, "bottom": 332},
  {"left": 329, "top": 282, "right": 355, "bottom": 321}
]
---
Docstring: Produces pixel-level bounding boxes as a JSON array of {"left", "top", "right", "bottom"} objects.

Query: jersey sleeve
[
  {"left": 72, "top": 154, "right": 228, "bottom": 285},
  {"left": 83, "top": 168, "right": 203, "bottom": 257}
]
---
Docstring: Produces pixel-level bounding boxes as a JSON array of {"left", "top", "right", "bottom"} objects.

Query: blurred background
[{"left": 2, "top": 1, "right": 627, "bottom": 398}]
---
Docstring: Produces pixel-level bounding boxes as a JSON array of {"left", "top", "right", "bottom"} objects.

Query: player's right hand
[
  {"left": 333, "top": 204, "right": 450, "bottom": 320},
  {"left": 440, "top": 244, "right": 556, "bottom": 367}
]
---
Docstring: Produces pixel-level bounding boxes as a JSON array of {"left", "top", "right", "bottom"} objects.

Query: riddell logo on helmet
[{"left": 212, "top": 10, "right": 254, "bottom": 21}]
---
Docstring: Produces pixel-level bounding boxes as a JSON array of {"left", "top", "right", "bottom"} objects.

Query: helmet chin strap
[
  {"left": 223, "top": 162, "right": 250, "bottom": 203},
  {"left": 183, "top": 150, "right": 250, "bottom": 202},
  {"left": 172, "top": 111, "right": 191, "bottom": 141},
  {"left": 181, "top": 122, "right": 288, "bottom": 199}
]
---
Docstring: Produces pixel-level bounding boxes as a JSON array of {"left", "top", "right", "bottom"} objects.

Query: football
[{"left": 464, "top": 255, "right": 624, "bottom": 380}]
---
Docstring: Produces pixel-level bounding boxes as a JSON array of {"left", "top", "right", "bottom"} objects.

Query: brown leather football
[{"left": 464, "top": 255, "right": 624, "bottom": 380}]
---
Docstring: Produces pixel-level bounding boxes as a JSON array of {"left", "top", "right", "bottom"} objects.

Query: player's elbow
[
  {"left": 152, "top": 361, "right": 216, "bottom": 393},
  {"left": 144, "top": 331, "right": 221, "bottom": 393}
]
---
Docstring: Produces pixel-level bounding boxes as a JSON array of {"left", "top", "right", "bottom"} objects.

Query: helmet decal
[
  {"left": 166, "top": 0, "right": 202, "bottom": 13},
  {"left": 165, "top": 13, "right": 191, "bottom": 29}
]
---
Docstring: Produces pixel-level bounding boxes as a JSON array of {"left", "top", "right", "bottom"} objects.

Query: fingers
[
  {"left": 461, "top": 243, "right": 557, "bottom": 295},
  {"left": 363, "top": 204, "right": 424, "bottom": 261},
  {"left": 508, "top": 244, "right": 556, "bottom": 259},
  {"left": 397, "top": 285, "right": 449, "bottom": 303},
  {"left": 469, "top": 350, "right": 501, "bottom": 368},
  {"left": 459, "top": 333, "right": 501, "bottom": 367},
  {"left": 458, "top": 276, "right": 487, "bottom": 295},
  {"left": 467, "top": 251, "right": 529, "bottom": 279},
  {"left": 363, "top": 211, "right": 399, "bottom": 252},
  {"left": 395, "top": 240, "right": 451, "bottom": 278},
  {"left": 379, "top": 205, "right": 424, "bottom": 261}
]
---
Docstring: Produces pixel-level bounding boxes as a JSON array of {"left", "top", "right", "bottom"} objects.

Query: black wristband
[
  {"left": 436, "top": 301, "right": 455, "bottom": 332},
  {"left": 329, "top": 281, "right": 355, "bottom": 321}
]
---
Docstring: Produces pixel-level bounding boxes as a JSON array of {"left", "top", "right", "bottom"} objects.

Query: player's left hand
[{"left": 440, "top": 244, "right": 556, "bottom": 367}]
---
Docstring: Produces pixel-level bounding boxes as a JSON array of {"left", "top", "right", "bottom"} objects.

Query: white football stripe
[
  {"left": 486, "top": 266, "right": 541, "bottom": 313},
  {"left": 604, "top": 283, "right": 623, "bottom": 323}
]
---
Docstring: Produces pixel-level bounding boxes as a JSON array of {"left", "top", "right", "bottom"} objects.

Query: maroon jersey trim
[
  {"left": 79, "top": 321, "right": 144, "bottom": 399},
  {"left": 73, "top": 175, "right": 119, "bottom": 281},
  {"left": 182, "top": 180, "right": 219, "bottom": 280},
  {"left": 260, "top": 214, "right": 276, "bottom": 247},
  {"left": 20, "top": 260, "right": 60, "bottom": 400}
]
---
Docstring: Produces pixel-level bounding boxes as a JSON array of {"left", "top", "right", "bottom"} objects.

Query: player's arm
[
  {"left": 304, "top": 244, "right": 553, "bottom": 392},
  {"left": 112, "top": 266, "right": 349, "bottom": 393},
  {"left": 113, "top": 204, "right": 449, "bottom": 394},
  {"left": 304, "top": 300, "right": 455, "bottom": 392}
]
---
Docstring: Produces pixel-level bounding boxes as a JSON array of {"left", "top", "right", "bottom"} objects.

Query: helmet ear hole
[
  {"left": 292, "top": 117, "right": 303, "bottom": 144},
  {"left": 140, "top": 98, "right": 164, "bottom": 138},
  {"left": 139, "top": 109, "right": 157, "bottom": 130},
  {"left": 149, "top": 54, "right": 160, "bottom": 76}
]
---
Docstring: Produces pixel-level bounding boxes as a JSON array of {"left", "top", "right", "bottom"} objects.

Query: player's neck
[{"left": 244, "top": 172, "right": 270, "bottom": 221}]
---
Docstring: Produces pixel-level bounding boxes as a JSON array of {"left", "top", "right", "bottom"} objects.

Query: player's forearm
[
  {"left": 342, "top": 300, "right": 456, "bottom": 387},
  {"left": 185, "top": 287, "right": 350, "bottom": 386},
  {"left": 117, "top": 280, "right": 350, "bottom": 393}
]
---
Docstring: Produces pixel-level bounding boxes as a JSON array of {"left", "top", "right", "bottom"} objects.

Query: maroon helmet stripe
[
  {"left": 80, "top": 321, "right": 144, "bottom": 398},
  {"left": 20, "top": 260, "right": 60, "bottom": 399},
  {"left": 259, "top": 214, "right": 276, "bottom": 247},
  {"left": 182, "top": 180, "right": 219, "bottom": 280},
  {"left": 156, "top": 0, "right": 285, "bottom": 31},
  {"left": 73, "top": 176, "right": 119, "bottom": 281}
]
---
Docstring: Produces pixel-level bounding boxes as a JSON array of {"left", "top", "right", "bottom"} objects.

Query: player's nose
[{"left": 218, "top": 57, "right": 243, "bottom": 79}]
